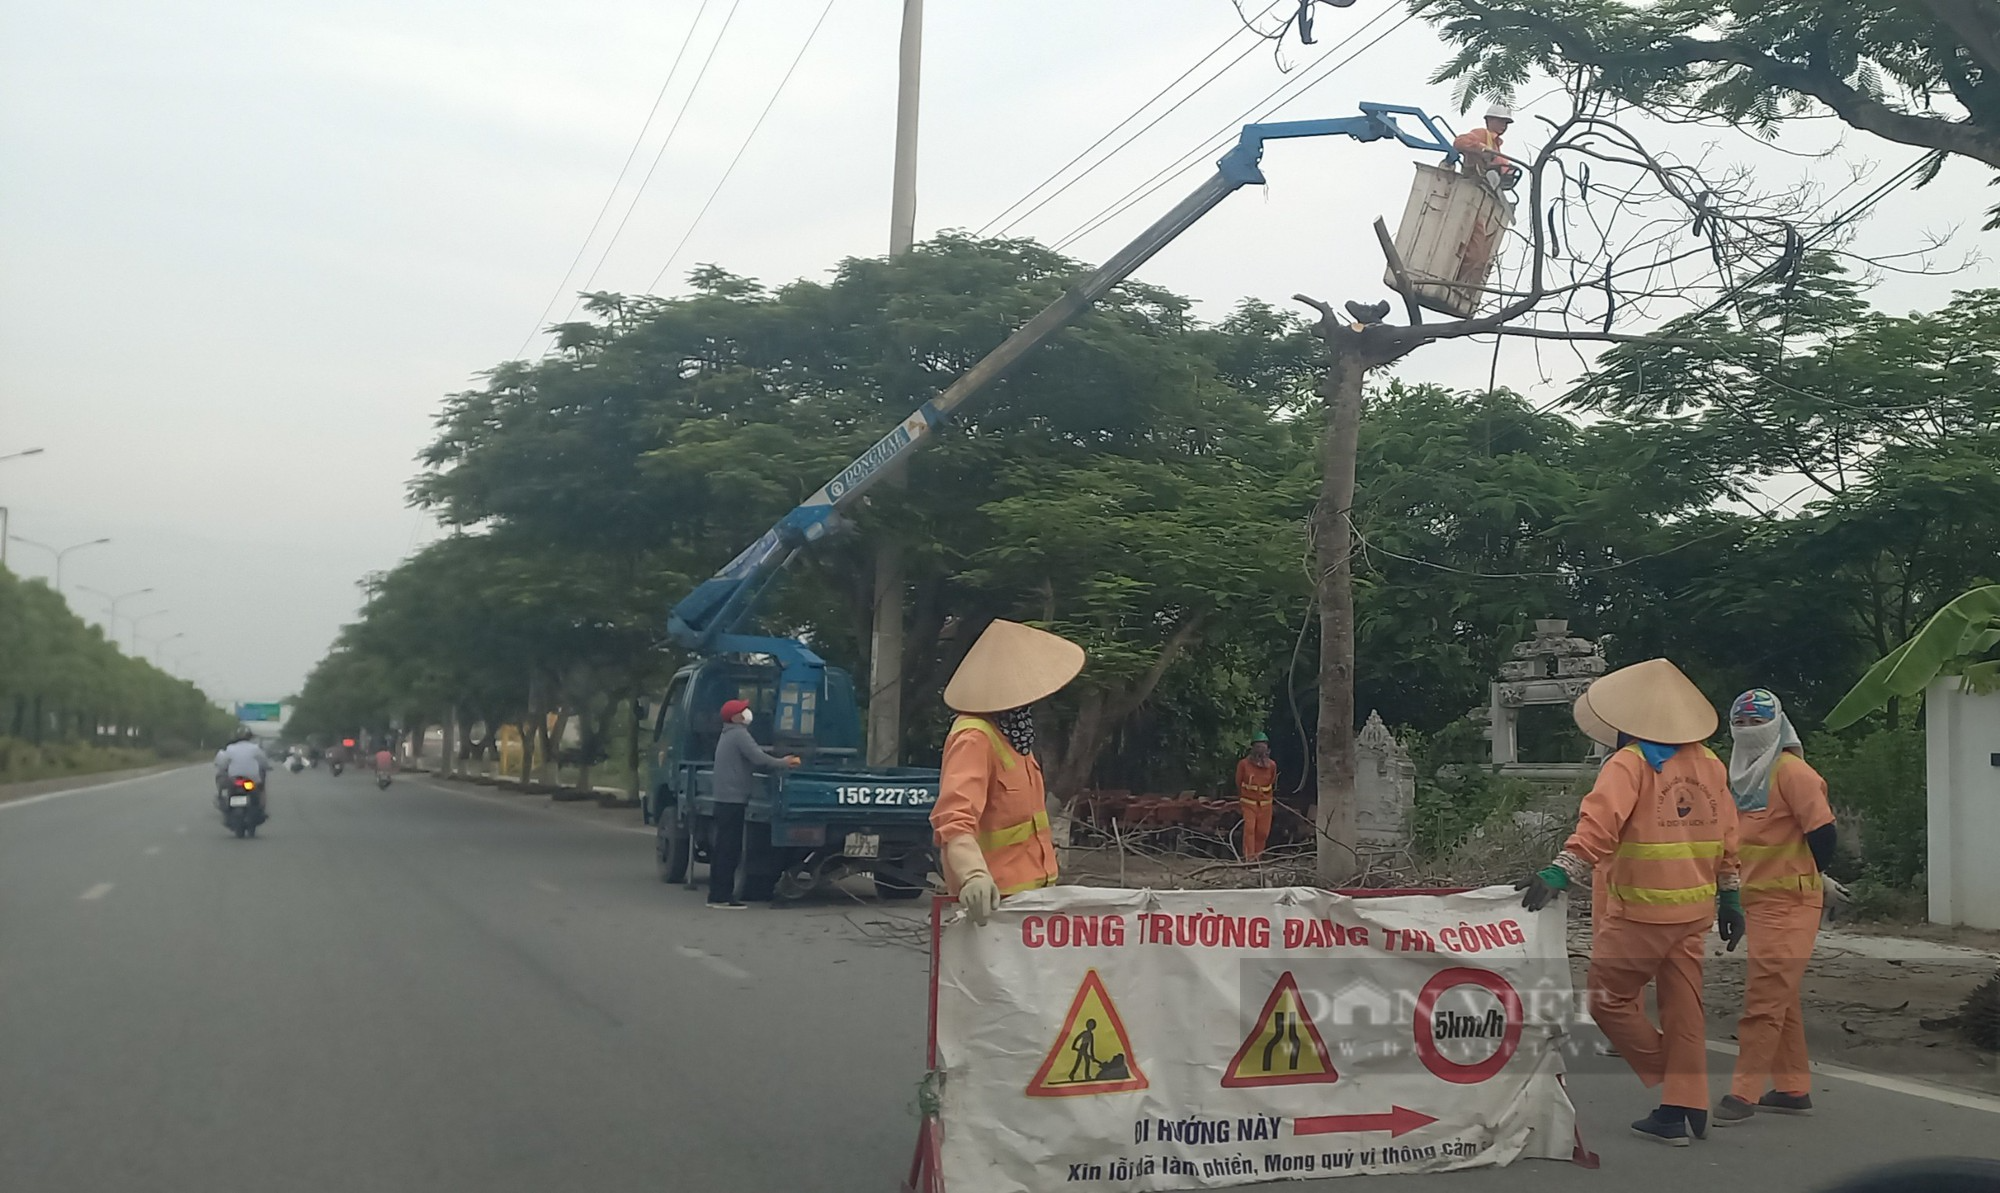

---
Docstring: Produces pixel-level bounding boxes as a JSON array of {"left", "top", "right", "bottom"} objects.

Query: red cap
[{"left": 720, "top": 699, "right": 751, "bottom": 723}]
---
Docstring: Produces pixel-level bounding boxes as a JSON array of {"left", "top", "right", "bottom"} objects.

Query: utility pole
[{"left": 866, "top": 0, "right": 922, "bottom": 768}]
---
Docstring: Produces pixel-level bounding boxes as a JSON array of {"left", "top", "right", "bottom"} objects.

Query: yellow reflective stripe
[
  {"left": 1620, "top": 744, "right": 1642, "bottom": 758},
  {"left": 977, "top": 809, "right": 1050, "bottom": 851},
  {"left": 1606, "top": 882, "right": 1718, "bottom": 905},
  {"left": 999, "top": 872, "right": 1058, "bottom": 896},
  {"left": 1698, "top": 745, "right": 1720, "bottom": 760},
  {"left": 1614, "top": 839, "right": 1724, "bottom": 860},
  {"left": 1740, "top": 841, "right": 1812, "bottom": 861},
  {"left": 950, "top": 716, "right": 1017, "bottom": 771}
]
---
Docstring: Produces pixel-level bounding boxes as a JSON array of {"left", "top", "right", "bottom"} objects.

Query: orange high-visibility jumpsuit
[
  {"left": 1566, "top": 744, "right": 1740, "bottom": 1109},
  {"left": 1730, "top": 752, "right": 1833, "bottom": 1102},
  {"left": 931, "top": 716, "right": 1059, "bottom": 897},
  {"left": 1235, "top": 757, "right": 1277, "bottom": 861}
]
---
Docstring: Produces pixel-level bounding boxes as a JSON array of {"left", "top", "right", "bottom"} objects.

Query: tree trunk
[
  {"left": 867, "top": 535, "right": 906, "bottom": 767},
  {"left": 1314, "top": 343, "right": 1367, "bottom": 886},
  {"left": 440, "top": 709, "right": 457, "bottom": 779}
]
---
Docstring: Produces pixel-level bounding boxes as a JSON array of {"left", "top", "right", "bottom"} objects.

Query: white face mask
[{"left": 738, "top": 709, "right": 754, "bottom": 726}]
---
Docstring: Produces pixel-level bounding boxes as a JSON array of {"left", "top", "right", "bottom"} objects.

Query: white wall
[{"left": 1926, "top": 679, "right": 2000, "bottom": 929}]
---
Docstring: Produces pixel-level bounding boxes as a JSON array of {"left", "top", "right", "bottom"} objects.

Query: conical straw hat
[
  {"left": 943, "top": 620, "right": 1086, "bottom": 714},
  {"left": 1572, "top": 690, "right": 1619, "bottom": 748},
  {"left": 1574, "top": 658, "right": 1717, "bottom": 746}
]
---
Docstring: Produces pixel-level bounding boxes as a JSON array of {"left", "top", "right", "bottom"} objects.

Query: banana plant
[{"left": 1825, "top": 586, "right": 2000, "bottom": 729}]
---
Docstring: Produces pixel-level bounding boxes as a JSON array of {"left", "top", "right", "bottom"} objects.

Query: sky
[{"left": 2, "top": 0, "right": 1990, "bottom": 706}]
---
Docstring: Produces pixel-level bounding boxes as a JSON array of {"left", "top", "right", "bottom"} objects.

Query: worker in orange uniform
[
  {"left": 1235, "top": 732, "right": 1278, "bottom": 861},
  {"left": 1713, "top": 688, "right": 1843, "bottom": 1125},
  {"left": 930, "top": 619, "right": 1086, "bottom": 925},
  {"left": 1452, "top": 102, "right": 1518, "bottom": 186},
  {"left": 1516, "top": 658, "right": 1742, "bottom": 1146}
]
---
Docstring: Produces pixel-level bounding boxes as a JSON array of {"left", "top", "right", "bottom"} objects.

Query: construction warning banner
[{"left": 934, "top": 885, "right": 1580, "bottom": 1191}]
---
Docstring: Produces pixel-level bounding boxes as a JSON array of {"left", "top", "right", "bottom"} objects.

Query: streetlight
[
  {"left": 0, "top": 449, "right": 44, "bottom": 568},
  {"left": 76, "top": 585, "right": 155, "bottom": 641},
  {"left": 152, "top": 631, "right": 186, "bottom": 664},
  {"left": 7, "top": 534, "right": 111, "bottom": 593},
  {"left": 130, "top": 608, "right": 173, "bottom": 654}
]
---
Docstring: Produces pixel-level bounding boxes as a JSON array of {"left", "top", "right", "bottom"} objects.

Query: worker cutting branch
[
  {"left": 930, "top": 620, "right": 1086, "bottom": 925},
  {"left": 1515, "top": 658, "right": 1741, "bottom": 1146},
  {"left": 1714, "top": 688, "right": 1843, "bottom": 1126},
  {"left": 1452, "top": 102, "right": 1520, "bottom": 189}
]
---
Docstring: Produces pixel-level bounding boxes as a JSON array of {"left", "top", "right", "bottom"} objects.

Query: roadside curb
[{"left": 413, "top": 773, "right": 652, "bottom": 837}]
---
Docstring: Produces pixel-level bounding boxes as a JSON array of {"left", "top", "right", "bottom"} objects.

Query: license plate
[
  {"left": 228, "top": 795, "right": 251, "bottom": 807},
  {"left": 844, "top": 832, "right": 880, "bottom": 859}
]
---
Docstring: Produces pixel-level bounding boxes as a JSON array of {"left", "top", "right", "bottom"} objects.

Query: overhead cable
[{"left": 647, "top": 0, "right": 841, "bottom": 294}]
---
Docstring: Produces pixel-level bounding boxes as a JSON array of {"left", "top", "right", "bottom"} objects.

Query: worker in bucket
[
  {"left": 1515, "top": 658, "right": 1742, "bottom": 1146},
  {"left": 1235, "top": 732, "right": 1278, "bottom": 861},
  {"left": 1714, "top": 688, "right": 1843, "bottom": 1126},
  {"left": 1453, "top": 102, "right": 1520, "bottom": 188},
  {"left": 930, "top": 619, "right": 1085, "bottom": 925}
]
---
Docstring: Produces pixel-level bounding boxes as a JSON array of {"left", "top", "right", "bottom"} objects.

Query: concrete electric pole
[{"left": 866, "top": 0, "right": 922, "bottom": 768}]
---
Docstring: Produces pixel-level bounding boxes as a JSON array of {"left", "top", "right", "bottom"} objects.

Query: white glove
[
  {"left": 1823, "top": 875, "right": 1851, "bottom": 905},
  {"left": 942, "top": 835, "right": 1001, "bottom": 926},
  {"left": 959, "top": 872, "right": 1001, "bottom": 925}
]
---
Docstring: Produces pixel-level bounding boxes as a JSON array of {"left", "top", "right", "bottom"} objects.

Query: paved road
[{"left": 3, "top": 768, "right": 1997, "bottom": 1193}]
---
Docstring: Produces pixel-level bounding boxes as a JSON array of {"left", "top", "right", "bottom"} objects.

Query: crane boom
[{"left": 668, "top": 103, "right": 1459, "bottom": 655}]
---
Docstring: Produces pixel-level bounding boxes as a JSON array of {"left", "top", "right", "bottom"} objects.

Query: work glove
[
  {"left": 1514, "top": 866, "right": 1568, "bottom": 912},
  {"left": 1717, "top": 889, "right": 1745, "bottom": 951},
  {"left": 942, "top": 835, "right": 1001, "bottom": 926},
  {"left": 1822, "top": 875, "right": 1850, "bottom": 906}
]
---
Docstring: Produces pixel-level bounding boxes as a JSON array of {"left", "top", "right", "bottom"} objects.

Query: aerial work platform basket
[{"left": 1384, "top": 163, "right": 1514, "bottom": 319}]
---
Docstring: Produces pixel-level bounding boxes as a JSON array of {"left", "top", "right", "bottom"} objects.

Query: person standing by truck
[
  {"left": 931, "top": 619, "right": 1086, "bottom": 925},
  {"left": 709, "top": 699, "right": 800, "bottom": 909}
]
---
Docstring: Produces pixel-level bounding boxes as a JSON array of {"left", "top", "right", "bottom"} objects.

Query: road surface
[{"left": 3, "top": 766, "right": 1996, "bottom": 1192}]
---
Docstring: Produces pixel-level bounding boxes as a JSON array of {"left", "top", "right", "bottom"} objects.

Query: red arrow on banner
[{"left": 1293, "top": 1107, "right": 1438, "bottom": 1139}]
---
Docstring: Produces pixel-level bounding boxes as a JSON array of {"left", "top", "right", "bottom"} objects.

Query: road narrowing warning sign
[
  {"left": 1220, "top": 971, "right": 1339, "bottom": 1088},
  {"left": 1025, "top": 969, "right": 1149, "bottom": 1097}
]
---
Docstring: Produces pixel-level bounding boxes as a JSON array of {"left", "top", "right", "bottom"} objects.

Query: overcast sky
[{"left": 3, "top": 0, "right": 1989, "bottom": 705}]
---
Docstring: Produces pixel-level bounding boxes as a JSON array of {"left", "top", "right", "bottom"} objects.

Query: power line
[
  {"left": 648, "top": 0, "right": 840, "bottom": 294},
  {"left": 513, "top": 0, "right": 717, "bottom": 360},
  {"left": 1053, "top": 6, "right": 1417, "bottom": 253},
  {"left": 563, "top": 0, "right": 747, "bottom": 322},
  {"left": 977, "top": 0, "right": 1289, "bottom": 239}
]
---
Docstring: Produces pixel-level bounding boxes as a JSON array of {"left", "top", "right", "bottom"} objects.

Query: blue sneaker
[{"left": 1631, "top": 1107, "right": 1691, "bottom": 1147}]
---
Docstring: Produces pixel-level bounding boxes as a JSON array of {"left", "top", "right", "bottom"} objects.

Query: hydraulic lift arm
[{"left": 668, "top": 103, "right": 1460, "bottom": 658}]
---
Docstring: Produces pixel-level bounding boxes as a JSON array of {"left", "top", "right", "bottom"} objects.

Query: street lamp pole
[
  {"left": 0, "top": 449, "right": 45, "bottom": 569},
  {"left": 130, "top": 608, "right": 173, "bottom": 654},
  {"left": 76, "top": 585, "right": 156, "bottom": 641},
  {"left": 7, "top": 534, "right": 111, "bottom": 593}
]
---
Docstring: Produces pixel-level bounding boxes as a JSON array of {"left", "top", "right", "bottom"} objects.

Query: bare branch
[{"left": 1371, "top": 217, "right": 1424, "bottom": 327}]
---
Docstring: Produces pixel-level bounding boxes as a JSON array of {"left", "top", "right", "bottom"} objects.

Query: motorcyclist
[{"left": 214, "top": 727, "right": 273, "bottom": 806}]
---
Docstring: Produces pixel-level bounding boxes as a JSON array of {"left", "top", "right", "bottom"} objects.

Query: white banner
[{"left": 936, "top": 885, "right": 1581, "bottom": 1191}]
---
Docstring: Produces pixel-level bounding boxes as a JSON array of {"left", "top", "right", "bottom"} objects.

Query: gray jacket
[{"left": 711, "top": 722, "right": 789, "bottom": 805}]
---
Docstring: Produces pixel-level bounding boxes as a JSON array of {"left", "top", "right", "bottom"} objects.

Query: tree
[
  {"left": 1413, "top": 0, "right": 2000, "bottom": 223},
  {"left": 1290, "top": 82, "right": 1826, "bottom": 881}
]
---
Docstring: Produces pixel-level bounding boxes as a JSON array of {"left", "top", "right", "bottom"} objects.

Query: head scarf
[
  {"left": 995, "top": 707, "right": 1036, "bottom": 756},
  {"left": 1729, "top": 688, "right": 1802, "bottom": 812}
]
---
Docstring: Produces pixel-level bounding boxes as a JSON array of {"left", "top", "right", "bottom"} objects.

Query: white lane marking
[
  {"left": 675, "top": 945, "right": 752, "bottom": 981},
  {"left": 79, "top": 883, "right": 115, "bottom": 901},
  {"left": 0, "top": 765, "right": 203, "bottom": 810},
  {"left": 1704, "top": 1040, "right": 2000, "bottom": 1114},
  {"left": 143, "top": 846, "right": 161, "bottom": 856},
  {"left": 532, "top": 878, "right": 561, "bottom": 894}
]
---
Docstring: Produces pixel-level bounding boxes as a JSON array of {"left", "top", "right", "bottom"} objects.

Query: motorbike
[
  {"left": 330, "top": 759, "right": 344, "bottom": 777},
  {"left": 375, "top": 771, "right": 392, "bottom": 790},
  {"left": 287, "top": 756, "right": 305, "bottom": 773},
  {"left": 218, "top": 775, "right": 267, "bottom": 838}
]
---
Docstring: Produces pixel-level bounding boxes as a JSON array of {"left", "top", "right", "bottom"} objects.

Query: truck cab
[{"left": 643, "top": 655, "right": 940, "bottom": 902}]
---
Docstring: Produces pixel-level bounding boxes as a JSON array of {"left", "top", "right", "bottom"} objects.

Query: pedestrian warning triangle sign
[
  {"left": 1025, "top": 969, "right": 1149, "bottom": 1098},
  {"left": 1221, "top": 971, "right": 1339, "bottom": 1088}
]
